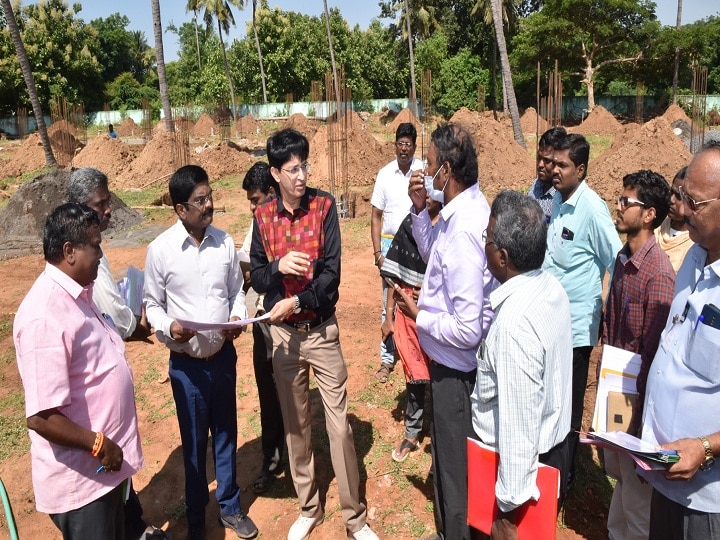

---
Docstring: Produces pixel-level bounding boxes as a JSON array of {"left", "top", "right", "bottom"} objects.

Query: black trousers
[
  {"left": 50, "top": 482, "right": 125, "bottom": 540},
  {"left": 649, "top": 488, "right": 720, "bottom": 540},
  {"left": 567, "top": 345, "right": 593, "bottom": 490}
]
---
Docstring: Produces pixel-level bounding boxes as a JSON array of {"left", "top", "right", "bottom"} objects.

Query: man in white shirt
[
  {"left": 144, "top": 165, "right": 257, "bottom": 540},
  {"left": 471, "top": 190, "right": 572, "bottom": 539},
  {"left": 370, "top": 122, "right": 423, "bottom": 382}
]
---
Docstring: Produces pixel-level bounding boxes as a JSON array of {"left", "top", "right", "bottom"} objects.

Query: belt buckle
[{"left": 296, "top": 321, "right": 311, "bottom": 333}]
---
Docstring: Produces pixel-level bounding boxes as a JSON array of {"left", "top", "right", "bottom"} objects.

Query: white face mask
[{"left": 424, "top": 165, "right": 448, "bottom": 204}]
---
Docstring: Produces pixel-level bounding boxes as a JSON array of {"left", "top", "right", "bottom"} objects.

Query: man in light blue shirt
[
  {"left": 640, "top": 141, "right": 720, "bottom": 539},
  {"left": 542, "top": 133, "right": 622, "bottom": 490}
]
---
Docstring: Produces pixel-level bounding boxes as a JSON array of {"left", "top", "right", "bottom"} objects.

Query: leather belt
[{"left": 285, "top": 314, "right": 331, "bottom": 333}]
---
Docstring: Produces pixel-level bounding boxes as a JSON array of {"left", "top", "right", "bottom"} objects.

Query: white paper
[
  {"left": 176, "top": 312, "right": 271, "bottom": 331},
  {"left": 117, "top": 266, "right": 145, "bottom": 317},
  {"left": 592, "top": 344, "right": 641, "bottom": 432}
]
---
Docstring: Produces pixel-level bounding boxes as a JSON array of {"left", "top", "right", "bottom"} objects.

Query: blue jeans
[{"left": 169, "top": 341, "right": 242, "bottom": 527}]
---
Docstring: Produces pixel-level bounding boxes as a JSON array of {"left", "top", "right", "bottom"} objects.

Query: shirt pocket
[{"left": 685, "top": 322, "right": 720, "bottom": 382}]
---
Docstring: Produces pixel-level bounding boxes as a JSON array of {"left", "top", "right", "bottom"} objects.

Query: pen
[
  {"left": 96, "top": 465, "right": 105, "bottom": 474},
  {"left": 695, "top": 315, "right": 705, "bottom": 331}
]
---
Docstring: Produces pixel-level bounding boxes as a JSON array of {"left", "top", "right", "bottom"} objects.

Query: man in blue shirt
[{"left": 543, "top": 133, "right": 622, "bottom": 490}]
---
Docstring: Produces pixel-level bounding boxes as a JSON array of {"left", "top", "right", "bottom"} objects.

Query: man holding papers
[
  {"left": 640, "top": 142, "right": 720, "bottom": 539},
  {"left": 471, "top": 191, "right": 572, "bottom": 538},
  {"left": 602, "top": 170, "right": 675, "bottom": 540},
  {"left": 144, "top": 165, "right": 257, "bottom": 540}
]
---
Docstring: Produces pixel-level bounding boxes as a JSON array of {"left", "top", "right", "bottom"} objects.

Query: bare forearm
[{"left": 27, "top": 409, "right": 95, "bottom": 451}]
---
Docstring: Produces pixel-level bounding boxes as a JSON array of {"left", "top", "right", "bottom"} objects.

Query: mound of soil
[
  {"left": 0, "top": 169, "right": 143, "bottom": 259},
  {"left": 194, "top": 141, "right": 257, "bottom": 180},
  {"left": 571, "top": 105, "right": 623, "bottom": 136},
  {"left": 589, "top": 116, "right": 692, "bottom": 202},
  {"left": 0, "top": 132, "right": 81, "bottom": 178},
  {"left": 114, "top": 131, "right": 197, "bottom": 189},
  {"left": 387, "top": 107, "right": 423, "bottom": 134},
  {"left": 72, "top": 135, "right": 136, "bottom": 180},
  {"left": 662, "top": 104, "right": 691, "bottom": 126},
  {"left": 283, "top": 113, "right": 320, "bottom": 139},
  {"left": 520, "top": 107, "right": 549, "bottom": 135},
  {"left": 192, "top": 113, "right": 216, "bottom": 137},
  {"left": 449, "top": 107, "right": 535, "bottom": 197},
  {"left": 48, "top": 119, "right": 78, "bottom": 136},
  {"left": 117, "top": 117, "right": 140, "bottom": 137},
  {"left": 233, "top": 115, "right": 261, "bottom": 138}
]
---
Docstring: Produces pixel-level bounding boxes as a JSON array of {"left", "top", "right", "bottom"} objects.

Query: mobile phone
[
  {"left": 384, "top": 276, "right": 398, "bottom": 289},
  {"left": 699, "top": 303, "right": 720, "bottom": 330},
  {"left": 384, "top": 334, "right": 396, "bottom": 353}
]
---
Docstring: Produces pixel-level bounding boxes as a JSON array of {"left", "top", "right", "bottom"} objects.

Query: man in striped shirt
[{"left": 471, "top": 190, "right": 573, "bottom": 539}]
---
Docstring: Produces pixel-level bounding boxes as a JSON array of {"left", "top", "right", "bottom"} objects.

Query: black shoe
[
  {"left": 220, "top": 510, "right": 258, "bottom": 539},
  {"left": 187, "top": 524, "right": 204, "bottom": 540}
]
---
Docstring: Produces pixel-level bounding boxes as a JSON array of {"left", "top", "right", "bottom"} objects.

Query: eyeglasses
[
  {"left": 281, "top": 162, "right": 311, "bottom": 176},
  {"left": 679, "top": 185, "right": 720, "bottom": 212},
  {"left": 395, "top": 141, "right": 414, "bottom": 149},
  {"left": 670, "top": 188, "right": 682, "bottom": 200},
  {"left": 184, "top": 190, "right": 213, "bottom": 211},
  {"left": 617, "top": 196, "right": 646, "bottom": 209},
  {"left": 481, "top": 230, "right": 496, "bottom": 247}
]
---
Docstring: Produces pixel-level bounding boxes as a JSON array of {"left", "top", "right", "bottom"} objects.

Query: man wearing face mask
[{"left": 395, "top": 123, "right": 497, "bottom": 540}]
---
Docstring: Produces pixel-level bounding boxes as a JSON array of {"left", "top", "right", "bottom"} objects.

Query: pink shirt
[{"left": 13, "top": 264, "right": 143, "bottom": 514}]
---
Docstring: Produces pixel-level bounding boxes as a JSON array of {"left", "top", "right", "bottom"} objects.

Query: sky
[{"left": 33, "top": 0, "right": 720, "bottom": 62}]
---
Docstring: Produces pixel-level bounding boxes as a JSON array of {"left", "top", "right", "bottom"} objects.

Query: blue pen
[
  {"left": 625, "top": 298, "right": 630, "bottom": 312},
  {"left": 96, "top": 465, "right": 105, "bottom": 474},
  {"left": 695, "top": 315, "right": 705, "bottom": 331}
]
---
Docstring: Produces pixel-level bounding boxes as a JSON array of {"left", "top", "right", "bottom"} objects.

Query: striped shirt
[{"left": 471, "top": 269, "right": 573, "bottom": 512}]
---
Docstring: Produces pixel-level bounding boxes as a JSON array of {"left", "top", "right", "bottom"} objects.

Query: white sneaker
[
  {"left": 287, "top": 514, "right": 323, "bottom": 540},
  {"left": 347, "top": 524, "right": 379, "bottom": 540}
]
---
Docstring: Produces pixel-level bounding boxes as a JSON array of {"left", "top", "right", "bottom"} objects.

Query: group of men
[{"left": 12, "top": 118, "right": 720, "bottom": 540}]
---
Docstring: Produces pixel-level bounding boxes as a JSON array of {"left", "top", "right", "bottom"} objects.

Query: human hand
[
  {"left": 409, "top": 170, "right": 427, "bottom": 212},
  {"left": 170, "top": 320, "right": 196, "bottom": 343},
  {"left": 97, "top": 436, "right": 124, "bottom": 472},
  {"left": 278, "top": 251, "right": 310, "bottom": 276},
  {"left": 381, "top": 315, "right": 394, "bottom": 341},
  {"left": 267, "top": 297, "right": 297, "bottom": 324},
  {"left": 491, "top": 510, "right": 519, "bottom": 540},
  {"left": 393, "top": 286, "right": 419, "bottom": 321},
  {"left": 222, "top": 316, "right": 245, "bottom": 340},
  {"left": 661, "top": 438, "right": 705, "bottom": 481}
]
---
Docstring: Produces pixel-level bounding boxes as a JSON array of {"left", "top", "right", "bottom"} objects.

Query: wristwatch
[
  {"left": 293, "top": 295, "right": 302, "bottom": 315},
  {"left": 699, "top": 436, "right": 715, "bottom": 471}
]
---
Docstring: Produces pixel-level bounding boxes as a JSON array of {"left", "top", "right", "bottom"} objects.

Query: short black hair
[
  {"left": 43, "top": 203, "right": 100, "bottom": 264},
  {"left": 673, "top": 166, "right": 687, "bottom": 182},
  {"left": 491, "top": 190, "right": 547, "bottom": 272},
  {"left": 555, "top": 134, "right": 590, "bottom": 180},
  {"left": 395, "top": 122, "right": 417, "bottom": 144},
  {"left": 266, "top": 128, "right": 309, "bottom": 170},
  {"left": 538, "top": 126, "right": 567, "bottom": 150},
  {"left": 169, "top": 165, "right": 209, "bottom": 208},
  {"left": 242, "top": 162, "right": 278, "bottom": 195},
  {"left": 431, "top": 123, "right": 478, "bottom": 188},
  {"left": 622, "top": 170, "right": 670, "bottom": 228}
]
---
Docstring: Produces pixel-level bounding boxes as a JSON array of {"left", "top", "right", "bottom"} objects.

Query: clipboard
[
  {"left": 467, "top": 438, "right": 559, "bottom": 539},
  {"left": 607, "top": 391, "right": 637, "bottom": 433}
]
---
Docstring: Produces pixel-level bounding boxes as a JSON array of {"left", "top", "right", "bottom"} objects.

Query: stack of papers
[
  {"left": 592, "top": 344, "right": 641, "bottom": 432},
  {"left": 581, "top": 430, "right": 679, "bottom": 470}
]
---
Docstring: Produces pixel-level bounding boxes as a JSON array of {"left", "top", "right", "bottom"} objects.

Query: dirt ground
[{"left": 0, "top": 106, "right": 695, "bottom": 539}]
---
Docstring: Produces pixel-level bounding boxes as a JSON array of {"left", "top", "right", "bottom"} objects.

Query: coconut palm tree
[
  {"left": 0, "top": 0, "right": 57, "bottom": 167},
  {"left": 252, "top": 0, "right": 267, "bottom": 103},
  {"left": 186, "top": 0, "right": 203, "bottom": 70},
  {"left": 489, "top": 0, "right": 525, "bottom": 149},
  {"left": 672, "top": 0, "right": 682, "bottom": 105},
  {"left": 192, "top": 0, "right": 244, "bottom": 119},
  {"left": 151, "top": 0, "right": 174, "bottom": 132}
]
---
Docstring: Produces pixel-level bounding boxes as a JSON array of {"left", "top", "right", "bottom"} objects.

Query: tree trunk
[
  {"left": 193, "top": 9, "right": 202, "bottom": 70},
  {"left": 672, "top": 0, "right": 682, "bottom": 105},
  {"left": 323, "top": 0, "right": 341, "bottom": 119},
  {"left": 584, "top": 61, "right": 596, "bottom": 112},
  {"left": 490, "top": 0, "right": 525, "bottom": 149},
  {"left": 151, "top": 0, "right": 174, "bottom": 132},
  {"left": 253, "top": 0, "right": 267, "bottom": 103},
  {"left": 1, "top": 0, "right": 57, "bottom": 167},
  {"left": 218, "top": 20, "right": 238, "bottom": 119},
  {"left": 404, "top": 0, "right": 418, "bottom": 117}
]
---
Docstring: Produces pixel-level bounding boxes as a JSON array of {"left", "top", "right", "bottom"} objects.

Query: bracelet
[
  {"left": 91, "top": 432, "right": 105, "bottom": 457},
  {"left": 374, "top": 254, "right": 382, "bottom": 265},
  {"left": 373, "top": 250, "right": 381, "bottom": 254}
]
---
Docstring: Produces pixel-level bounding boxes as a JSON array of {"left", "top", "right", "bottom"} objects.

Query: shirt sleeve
[
  {"left": 590, "top": 203, "right": 623, "bottom": 274},
  {"left": 410, "top": 208, "right": 433, "bottom": 263},
  {"left": 226, "top": 238, "right": 248, "bottom": 320},
  {"left": 249, "top": 214, "right": 283, "bottom": 296},
  {"left": 494, "top": 323, "right": 545, "bottom": 512},
  {"left": 93, "top": 257, "right": 136, "bottom": 339},
  {"left": 143, "top": 242, "right": 174, "bottom": 341}
]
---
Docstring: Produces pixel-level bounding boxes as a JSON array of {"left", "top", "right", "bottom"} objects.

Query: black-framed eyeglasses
[
  {"left": 617, "top": 196, "right": 646, "bottom": 210},
  {"left": 281, "top": 162, "right": 311, "bottom": 177},
  {"left": 679, "top": 185, "right": 720, "bottom": 212},
  {"left": 670, "top": 188, "right": 682, "bottom": 200},
  {"left": 184, "top": 190, "right": 213, "bottom": 210},
  {"left": 395, "top": 141, "right": 414, "bottom": 149}
]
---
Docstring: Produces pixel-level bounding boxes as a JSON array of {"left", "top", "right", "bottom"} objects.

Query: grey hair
[
  {"left": 66, "top": 168, "right": 109, "bottom": 204},
  {"left": 491, "top": 190, "right": 548, "bottom": 272}
]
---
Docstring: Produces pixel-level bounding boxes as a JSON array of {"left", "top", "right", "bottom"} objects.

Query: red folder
[{"left": 467, "top": 438, "right": 559, "bottom": 539}]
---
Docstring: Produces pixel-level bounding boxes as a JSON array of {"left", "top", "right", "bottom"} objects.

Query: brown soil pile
[
  {"left": 192, "top": 113, "right": 216, "bottom": 137},
  {"left": 520, "top": 107, "right": 549, "bottom": 135},
  {"left": 662, "top": 104, "right": 691, "bottom": 125},
  {"left": 571, "top": 105, "right": 622, "bottom": 136},
  {"left": 0, "top": 133, "right": 80, "bottom": 178},
  {"left": 309, "top": 124, "right": 393, "bottom": 190},
  {"left": 387, "top": 107, "right": 423, "bottom": 134},
  {"left": 0, "top": 169, "right": 142, "bottom": 259},
  {"left": 194, "top": 141, "right": 257, "bottom": 180},
  {"left": 449, "top": 107, "right": 534, "bottom": 197},
  {"left": 117, "top": 117, "right": 140, "bottom": 137},
  {"left": 48, "top": 119, "right": 78, "bottom": 136},
  {"left": 114, "top": 131, "right": 197, "bottom": 189},
  {"left": 589, "top": 116, "right": 692, "bottom": 203},
  {"left": 283, "top": 113, "right": 320, "bottom": 139},
  {"left": 72, "top": 135, "right": 136, "bottom": 180},
  {"left": 233, "top": 115, "right": 260, "bottom": 137}
]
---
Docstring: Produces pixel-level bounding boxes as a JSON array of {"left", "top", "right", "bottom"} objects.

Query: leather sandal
[
  {"left": 252, "top": 468, "right": 276, "bottom": 494},
  {"left": 391, "top": 438, "right": 419, "bottom": 463}
]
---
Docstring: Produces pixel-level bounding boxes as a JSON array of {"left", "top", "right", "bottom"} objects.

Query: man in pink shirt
[{"left": 13, "top": 203, "right": 143, "bottom": 539}]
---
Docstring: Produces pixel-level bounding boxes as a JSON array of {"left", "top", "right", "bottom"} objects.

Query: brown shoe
[
  {"left": 392, "top": 438, "right": 419, "bottom": 463},
  {"left": 375, "top": 363, "right": 392, "bottom": 383}
]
